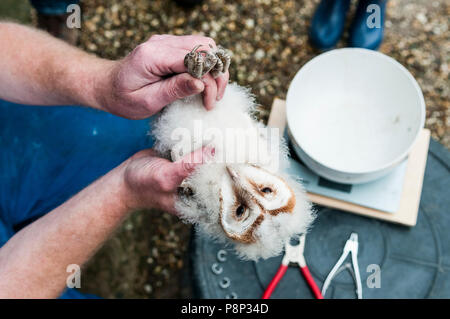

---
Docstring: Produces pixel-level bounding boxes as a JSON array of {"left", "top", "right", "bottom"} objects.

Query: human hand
[
  {"left": 96, "top": 35, "right": 229, "bottom": 119},
  {"left": 121, "top": 146, "right": 215, "bottom": 214}
]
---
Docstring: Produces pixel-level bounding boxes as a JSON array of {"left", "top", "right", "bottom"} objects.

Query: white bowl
[{"left": 287, "top": 48, "right": 425, "bottom": 184}]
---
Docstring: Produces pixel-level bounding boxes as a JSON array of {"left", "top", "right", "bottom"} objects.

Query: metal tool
[
  {"left": 262, "top": 234, "right": 323, "bottom": 299},
  {"left": 321, "top": 232, "right": 362, "bottom": 299}
]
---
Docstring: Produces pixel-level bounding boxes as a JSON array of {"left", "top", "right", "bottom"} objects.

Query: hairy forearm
[
  {"left": 0, "top": 22, "right": 114, "bottom": 109},
  {"left": 0, "top": 161, "right": 134, "bottom": 298}
]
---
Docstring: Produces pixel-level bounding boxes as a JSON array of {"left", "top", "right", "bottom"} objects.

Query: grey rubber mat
[{"left": 190, "top": 139, "right": 450, "bottom": 299}]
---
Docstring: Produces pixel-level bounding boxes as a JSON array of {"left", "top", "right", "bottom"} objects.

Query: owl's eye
[
  {"left": 261, "top": 187, "right": 273, "bottom": 194},
  {"left": 236, "top": 204, "right": 246, "bottom": 218}
]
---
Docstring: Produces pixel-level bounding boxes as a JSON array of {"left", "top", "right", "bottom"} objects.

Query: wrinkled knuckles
[{"left": 165, "top": 79, "right": 186, "bottom": 100}]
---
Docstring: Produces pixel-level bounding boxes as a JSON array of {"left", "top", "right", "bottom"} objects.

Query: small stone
[
  {"left": 227, "top": 21, "right": 236, "bottom": 31},
  {"left": 150, "top": 19, "right": 160, "bottom": 27},
  {"left": 111, "top": 4, "right": 119, "bottom": 13},
  {"left": 104, "top": 30, "right": 114, "bottom": 39},
  {"left": 201, "top": 22, "right": 209, "bottom": 31},
  {"left": 125, "top": 222, "right": 133, "bottom": 230},
  {"left": 95, "top": 6, "right": 105, "bottom": 15},
  {"left": 254, "top": 48, "right": 265, "bottom": 60},
  {"left": 85, "top": 21, "right": 97, "bottom": 32},
  {"left": 154, "top": 265, "right": 162, "bottom": 274},
  {"left": 416, "top": 12, "right": 427, "bottom": 24},
  {"left": 144, "top": 284, "right": 153, "bottom": 293},
  {"left": 211, "top": 21, "right": 221, "bottom": 32},
  {"left": 245, "top": 19, "right": 255, "bottom": 28},
  {"left": 176, "top": 17, "right": 185, "bottom": 26},
  {"left": 87, "top": 43, "right": 97, "bottom": 51},
  {"left": 281, "top": 47, "right": 291, "bottom": 59}
]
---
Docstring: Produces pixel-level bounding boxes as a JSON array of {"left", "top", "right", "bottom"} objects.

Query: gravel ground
[{"left": 1, "top": 0, "right": 448, "bottom": 298}]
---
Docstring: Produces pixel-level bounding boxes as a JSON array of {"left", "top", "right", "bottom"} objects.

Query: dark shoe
[
  {"left": 37, "top": 13, "right": 79, "bottom": 45},
  {"left": 309, "top": 0, "right": 352, "bottom": 50},
  {"left": 348, "top": 0, "right": 387, "bottom": 50}
]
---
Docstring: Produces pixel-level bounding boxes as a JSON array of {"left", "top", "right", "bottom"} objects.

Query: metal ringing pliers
[
  {"left": 262, "top": 234, "right": 323, "bottom": 299},
  {"left": 321, "top": 232, "right": 363, "bottom": 299}
]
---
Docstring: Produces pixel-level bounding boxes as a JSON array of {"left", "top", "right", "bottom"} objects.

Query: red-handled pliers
[{"left": 262, "top": 234, "right": 323, "bottom": 299}]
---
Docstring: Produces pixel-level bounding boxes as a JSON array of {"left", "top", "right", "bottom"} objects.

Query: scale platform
[{"left": 268, "top": 98, "right": 430, "bottom": 227}]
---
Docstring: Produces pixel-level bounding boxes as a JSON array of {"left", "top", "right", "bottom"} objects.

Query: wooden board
[{"left": 268, "top": 98, "right": 430, "bottom": 227}]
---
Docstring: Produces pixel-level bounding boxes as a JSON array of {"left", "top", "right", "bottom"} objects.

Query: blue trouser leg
[
  {"left": 0, "top": 99, "right": 154, "bottom": 298},
  {"left": 30, "top": 0, "right": 80, "bottom": 15}
]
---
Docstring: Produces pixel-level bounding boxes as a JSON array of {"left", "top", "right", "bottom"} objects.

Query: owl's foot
[{"left": 184, "top": 45, "right": 231, "bottom": 79}]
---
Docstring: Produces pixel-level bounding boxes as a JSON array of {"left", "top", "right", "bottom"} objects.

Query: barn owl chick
[{"left": 152, "top": 83, "right": 314, "bottom": 260}]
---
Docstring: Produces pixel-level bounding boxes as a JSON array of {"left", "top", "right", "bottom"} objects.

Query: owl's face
[
  {"left": 219, "top": 165, "right": 296, "bottom": 243},
  {"left": 177, "top": 164, "right": 296, "bottom": 244}
]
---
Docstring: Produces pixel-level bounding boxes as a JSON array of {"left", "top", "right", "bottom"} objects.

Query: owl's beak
[{"left": 225, "top": 165, "right": 256, "bottom": 200}]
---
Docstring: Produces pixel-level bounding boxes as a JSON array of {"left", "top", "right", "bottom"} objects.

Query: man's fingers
[
  {"left": 133, "top": 35, "right": 227, "bottom": 112},
  {"left": 141, "top": 73, "right": 204, "bottom": 113},
  {"left": 150, "top": 146, "right": 213, "bottom": 194},
  {"left": 150, "top": 146, "right": 214, "bottom": 215},
  {"left": 215, "top": 71, "right": 229, "bottom": 101},
  {"left": 164, "top": 73, "right": 204, "bottom": 101},
  {"left": 201, "top": 74, "right": 218, "bottom": 110},
  {"left": 169, "top": 146, "right": 215, "bottom": 187}
]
